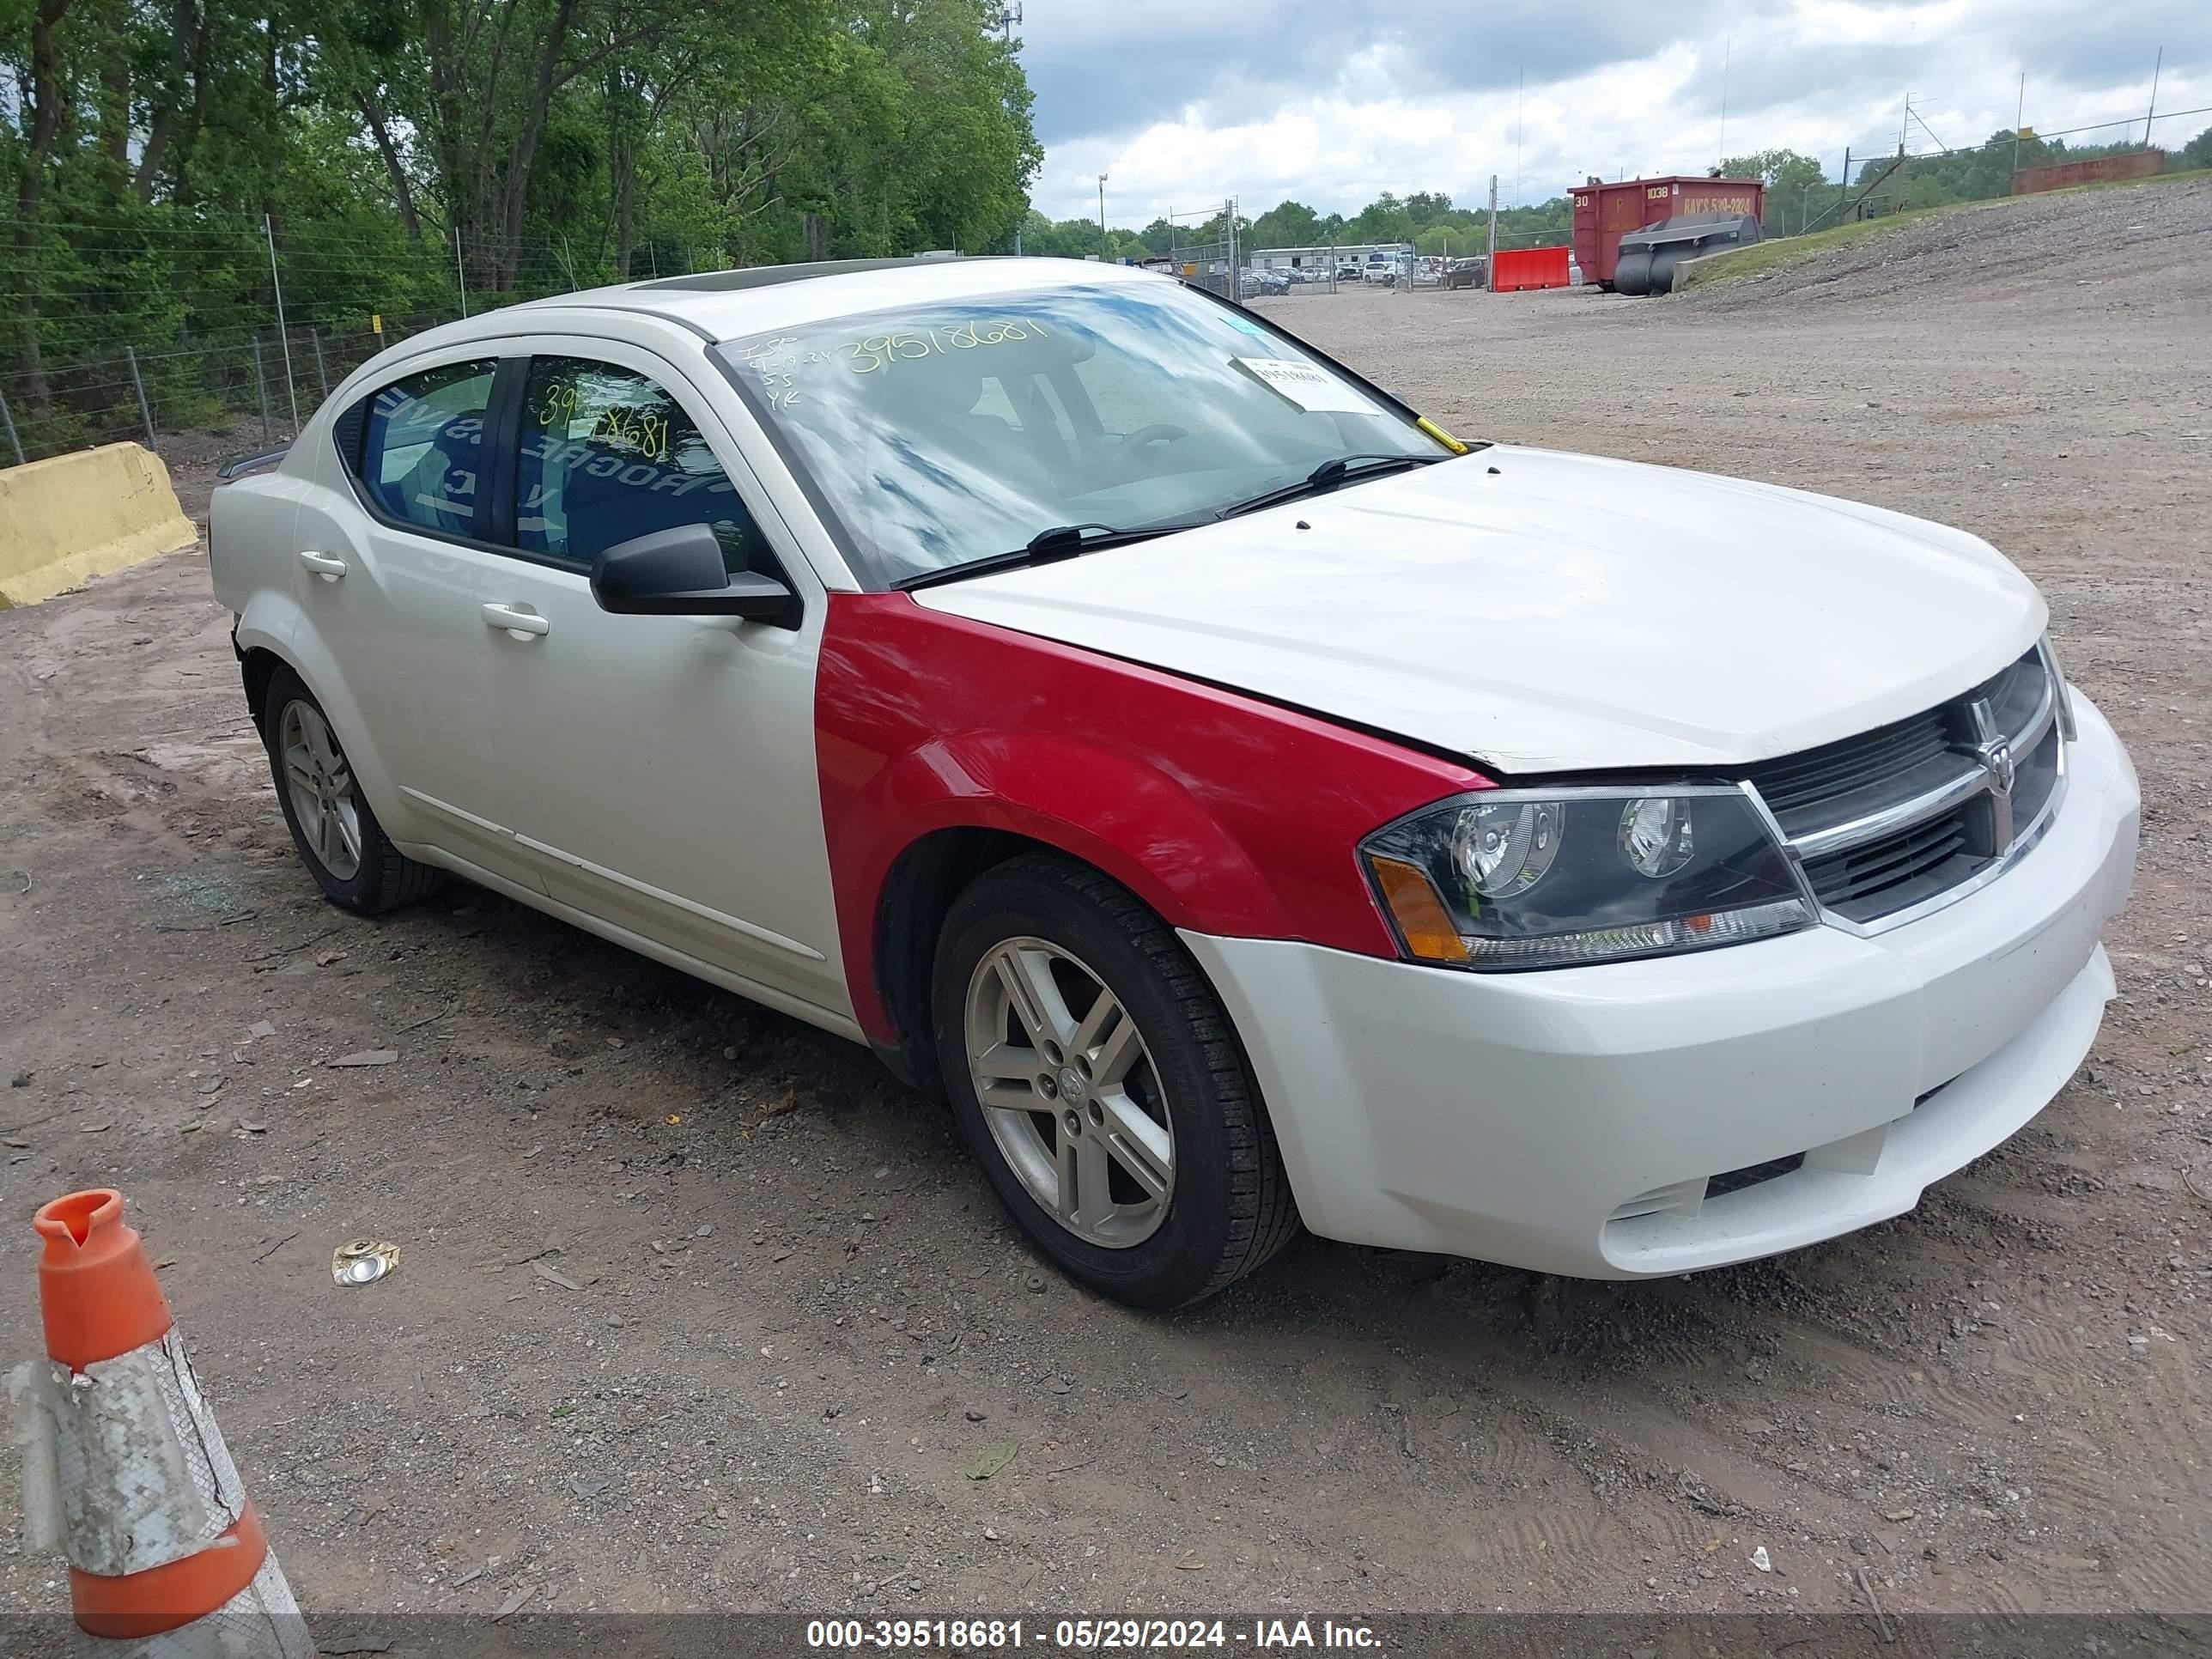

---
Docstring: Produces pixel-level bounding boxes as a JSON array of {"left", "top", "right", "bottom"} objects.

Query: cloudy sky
[{"left": 1016, "top": 0, "right": 2212, "bottom": 224}]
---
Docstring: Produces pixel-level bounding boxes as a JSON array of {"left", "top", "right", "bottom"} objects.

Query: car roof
[{"left": 445, "top": 256, "right": 1170, "bottom": 347}]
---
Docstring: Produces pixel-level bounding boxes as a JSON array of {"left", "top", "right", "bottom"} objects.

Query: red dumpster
[
  {"left": 1571, "top": 176, "right": 1764, "bottom": 289},
  {"left": 1490, "top": 246, "right": 1571, "bottom": 292}
]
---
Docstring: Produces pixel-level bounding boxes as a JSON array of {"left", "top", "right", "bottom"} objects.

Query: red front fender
[{"left": 817, "top": 592, "right": 1486, "bottom": 1043}]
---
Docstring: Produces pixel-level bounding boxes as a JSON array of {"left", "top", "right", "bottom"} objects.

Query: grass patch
[
  {"left": 1680, "top": 200, "right": 1992, "bottom": 288},
  {"left": 1682, "top": 166, "right": 2212, "bottom": 290}
]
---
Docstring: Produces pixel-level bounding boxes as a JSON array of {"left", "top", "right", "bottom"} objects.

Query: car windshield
[{"left": 714, "top": 278, "right": 1449, "bottom": 587}]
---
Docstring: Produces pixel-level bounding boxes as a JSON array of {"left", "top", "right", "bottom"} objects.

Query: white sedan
[{"left": 210, "top": 257, "right": 2138, "bottom": 1307}]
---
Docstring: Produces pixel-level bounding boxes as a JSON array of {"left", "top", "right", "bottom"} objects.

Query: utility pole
[
  {"left": 2146, "top": 46, "right": 2163, "bottom": 146},
  {"left": 1839, "top": 146, "right": 1851, "bottom": 224},
  {"left": 1486, "top": 174, "right": 1498, "bottom": 292},
  {"left": 1097, "top": 174, "right": 1109, "bottom": 259},
  {"left": 453, "top": 225, "right": 469, "bottom": 318},
  {"left": 2014, "top": 73, "right": 2026, "bottom": 175},
  {"left": 999, "top": 1, "right": 1021, "bottom": 45},
  {"left": 1717, "top": 36, "right": 1730, "bottom": 168},
  {"left": 1513, "top": 66, "right": 1524, "bottom": 214}
]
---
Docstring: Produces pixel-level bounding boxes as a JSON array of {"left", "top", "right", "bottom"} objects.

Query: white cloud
[{"left": 1020, "top": 0, "right": 2210, "bottom": 222}]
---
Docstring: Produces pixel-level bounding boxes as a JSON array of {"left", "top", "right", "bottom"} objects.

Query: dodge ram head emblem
[{"left": 1978, "top": 735, "right": 2016, "bottom": 799}]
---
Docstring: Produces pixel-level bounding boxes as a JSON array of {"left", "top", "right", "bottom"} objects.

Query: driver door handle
[
  {"left": 297, "top": 550, "right": 347, "bottom": 579},
  {"left": 482, "top": 603, "right": 551, "bottom": 638}
]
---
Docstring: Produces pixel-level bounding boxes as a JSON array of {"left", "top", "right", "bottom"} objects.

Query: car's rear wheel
[
  {"left": 261, "top": 665, "right": 444, "bottom": 915},
  {"left": 933, "top": 854, "right": 1299, "bottom": 1309}
]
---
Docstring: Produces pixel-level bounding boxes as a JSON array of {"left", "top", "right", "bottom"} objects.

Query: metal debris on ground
[
  {"left": 327, "top": 1049, "right": 398, "bottom": 1068},
  {"left": 332, "top": 1239, "right": 400, "bottom": 1285},
  {"left": 532, "top": 1259, "right": 584, "bottom": 1291},
  {"left": 491, "top": 1582, "right": 538, "bottom": 1622}
]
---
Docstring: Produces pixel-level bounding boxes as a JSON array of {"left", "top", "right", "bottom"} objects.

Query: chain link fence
[
  {"left": 1235, "top": 241, "right": 1418, "bottom": 300},
  {"left": 0, "top": 314, "right": 463, "bottom": 468}
]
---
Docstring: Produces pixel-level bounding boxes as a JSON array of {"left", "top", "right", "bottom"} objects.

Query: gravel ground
[{"left": 3, "top": 176, "right": 2209, "bottom": 1625}]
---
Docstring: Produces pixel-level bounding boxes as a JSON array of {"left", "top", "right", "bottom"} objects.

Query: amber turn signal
[{"left": 1368, "top": 855, "right": 1470, "bottom": 963}]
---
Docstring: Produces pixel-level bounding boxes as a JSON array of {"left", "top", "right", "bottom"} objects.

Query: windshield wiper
[
  {"left": 1217, "top": 452, "right": 1449, "bottom": 520},
  {"left": 891, "top": 520, "right": 1194, "bottom": 592}
]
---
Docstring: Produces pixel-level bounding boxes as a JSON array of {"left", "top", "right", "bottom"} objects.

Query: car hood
[{"left": 913, "top": 445, "right": 2046, "bottom": 775}]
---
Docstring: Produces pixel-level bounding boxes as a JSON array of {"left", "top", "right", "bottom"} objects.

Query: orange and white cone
[{"left": 8, "top": 1189, "right": 313, "bottom": 1659}]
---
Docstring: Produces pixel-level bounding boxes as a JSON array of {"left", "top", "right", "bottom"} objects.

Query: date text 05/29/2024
[{"left": 805, "top": 1618, "right": 1383, "bottom": 1650}]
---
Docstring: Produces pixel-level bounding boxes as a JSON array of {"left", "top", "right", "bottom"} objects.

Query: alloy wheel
[
  {"left": 963, "top": 937, "right": 1176, "bottom": 1248},
  {"left": 278, "top": 701, "right": 364, "bottom": 882}
]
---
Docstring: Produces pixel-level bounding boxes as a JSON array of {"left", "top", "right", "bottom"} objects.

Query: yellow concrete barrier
[{"left": 0, "top": 442, "right": 198, "bottom": 610}]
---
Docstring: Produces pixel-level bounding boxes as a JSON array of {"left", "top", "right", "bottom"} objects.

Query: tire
[
  {"left": 932, "top": 854, "right": 1300, "bottom": 1309},
  {"left": 259, "top": 665, "right": 445, "bottom": 915}
]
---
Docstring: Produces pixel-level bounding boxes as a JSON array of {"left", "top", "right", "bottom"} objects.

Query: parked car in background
[
  {"left": 1337, "top": 263, "right": 1364, "bottom": 282},
  {"left": 1239, "top": 268, "right": 1291, "bottom": 298},
  {"left": 1444, "top": 257, "right": 1486, "bottom": 289},
  {"left": 210, "top": 255, "right": 2137, "bottom": 1310}
]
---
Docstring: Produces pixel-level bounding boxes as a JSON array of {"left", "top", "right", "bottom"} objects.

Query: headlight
[{"left": 1362, "top": 785, "right": 1815, "bottom": 971}]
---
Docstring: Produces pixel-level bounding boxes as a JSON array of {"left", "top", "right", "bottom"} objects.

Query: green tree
[
  {"left": 0, "top": 0, "right": 1042, "bottom": 449},
  {"left": 1246, "top": 199, "right": 1322, "bottom": 250}
]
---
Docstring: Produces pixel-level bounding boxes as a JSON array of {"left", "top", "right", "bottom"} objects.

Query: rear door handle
[
  {"left": 297, "top": 550, "right": 347, "bottom": 580},
  {"left": 482, "top": 603, "right": 551, "bottom": 638}
]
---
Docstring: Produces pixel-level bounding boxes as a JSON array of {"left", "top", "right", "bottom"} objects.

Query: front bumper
[{"left": 1183, "top": 692, "right": 2140, "bottom": 1279}]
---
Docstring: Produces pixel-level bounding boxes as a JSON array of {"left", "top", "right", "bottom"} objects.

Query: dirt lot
[{"left": 3, "top": 177, "right": 2210, "bottom": 1624}]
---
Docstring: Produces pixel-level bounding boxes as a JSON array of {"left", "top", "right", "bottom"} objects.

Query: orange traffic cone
[{"left": 8, "top": 1189, "right": 313, "bottom": 1657}]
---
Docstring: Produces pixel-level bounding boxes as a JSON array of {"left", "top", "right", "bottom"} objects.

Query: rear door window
[{"left": 359, "top": 361, "right": 497, "bottom": 538}]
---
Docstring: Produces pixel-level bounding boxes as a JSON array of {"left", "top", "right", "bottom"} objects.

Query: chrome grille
[
  {"left": 1753, "top": 709, "right": 1950, "bottom": 829},
  {"left": 1800, "top": 805, "right": 1975, "bottom": 920},
  {"left": 1746, "top": 644, "right": 2064, "bottom": 928}
]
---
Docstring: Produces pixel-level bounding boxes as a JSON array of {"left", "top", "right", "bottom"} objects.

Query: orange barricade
[{"left": 1491, "top": 246, "right": 1573, "bottom": 292}]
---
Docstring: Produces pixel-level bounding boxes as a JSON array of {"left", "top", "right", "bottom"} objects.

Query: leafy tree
[{"left": 0, "top": 0, "right": 1041, "bottom": 450}]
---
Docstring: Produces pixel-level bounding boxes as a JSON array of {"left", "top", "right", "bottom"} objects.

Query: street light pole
[{"left": 1097, "top": 174, "right": 1109, "bottom": 258}]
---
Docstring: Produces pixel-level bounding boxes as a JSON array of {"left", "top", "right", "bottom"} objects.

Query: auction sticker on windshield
[{"left": 1232, "top": 356, "right": 1379, "bottom": 414}]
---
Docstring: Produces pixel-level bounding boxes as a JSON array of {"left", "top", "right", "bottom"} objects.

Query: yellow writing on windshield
[
  {"left": 842, "top": 317, "right": 1052, "bottom": 374},
  {"left": 733, "top": 316, "right": 1054, "bottom": 407}
]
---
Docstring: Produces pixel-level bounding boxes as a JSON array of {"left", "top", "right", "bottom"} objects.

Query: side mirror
[{"left": 590, "top": 524, "right": 792, "bottom": 621}]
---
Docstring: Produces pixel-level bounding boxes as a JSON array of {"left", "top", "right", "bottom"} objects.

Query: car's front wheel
[
  {"left": 933, "top": 854, "right": 1299, "bottom": 1309},
  {"left": 260, "top": 665, "right": 444, "bottom": 915}
]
